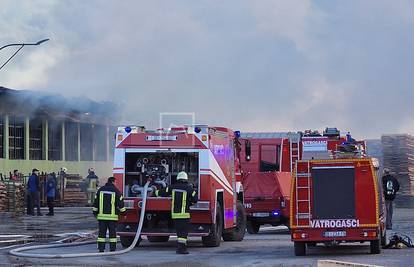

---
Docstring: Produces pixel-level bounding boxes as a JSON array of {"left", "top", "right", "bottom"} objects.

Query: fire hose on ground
[{"left": 8, "top": 182, "right": 150, "bottom": 259}]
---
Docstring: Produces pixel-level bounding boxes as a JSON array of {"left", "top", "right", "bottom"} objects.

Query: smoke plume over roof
[{"left": 0, "top": 1, "right": 413, "bottom": 138}]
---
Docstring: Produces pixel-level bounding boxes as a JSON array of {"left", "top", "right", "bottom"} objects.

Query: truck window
[{"left": 260, "top": 145, "right": 280, "bottom": 172}]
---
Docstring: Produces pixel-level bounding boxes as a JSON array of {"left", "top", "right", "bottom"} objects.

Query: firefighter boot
[
  {"left": 98, "top": 242, "right": 105, "bottom": 252},
  {"left": 176, "top": 242, "right": 189, "bottom": 254},
  {"left": 110, "top": 242, "right": 117, "bottom": 252}
]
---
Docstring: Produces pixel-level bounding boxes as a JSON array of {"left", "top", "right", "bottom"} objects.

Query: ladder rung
[
  {"left": 296, "top": 173, "right": 310, "bottom": 177},
  {"left": 297, "top": 199, "right": 310, "bottom": 202},
  {"left": 296, "top": 213, "right": 311, "bottom": 219},
  {"left": 297, "top": 186, "right": 309, "bottom": 189}
]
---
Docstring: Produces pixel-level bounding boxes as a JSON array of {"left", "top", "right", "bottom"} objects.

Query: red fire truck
[
  {"left": 239, "top": 132, "right": 301, "bottom": 233},
  {"left": 113, "top": 125, "right": 246, "bottom": 247},
  {"left": 290, "top": 130, "right": 386, "bottom": 256}
]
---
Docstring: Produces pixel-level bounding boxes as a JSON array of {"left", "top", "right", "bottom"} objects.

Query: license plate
[
  {"left": 323, "top": 231, "right": 346, "bottom": 237},
  {"left": 252, "top": 212, "right": 269, "bottom": 217},
  {"left": 124, "top": 200, "right": 134, "bottom": 209}
]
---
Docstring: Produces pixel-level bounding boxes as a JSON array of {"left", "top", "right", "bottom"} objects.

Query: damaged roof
[{"left": 0, "top": 86, "right": 119, "bottom": 124}]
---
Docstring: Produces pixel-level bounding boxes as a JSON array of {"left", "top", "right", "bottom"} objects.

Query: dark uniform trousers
[
  {"left": 93, "top": 182, "right": 126, "bottom": 252},
  {"left": 98, "top": 220, "right": 118, "bottom": 251},
  {"left": 174, "top": 218, "right": 190, "bottom": 245}
]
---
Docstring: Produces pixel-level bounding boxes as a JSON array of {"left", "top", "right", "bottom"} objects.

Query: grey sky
[{"left": 0, "top": 0, "right": 413, "bottom": 139}]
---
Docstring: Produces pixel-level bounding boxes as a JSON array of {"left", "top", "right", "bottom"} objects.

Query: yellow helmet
[{"left": 177, "top": 171, "right": 188, "bottom": 181}]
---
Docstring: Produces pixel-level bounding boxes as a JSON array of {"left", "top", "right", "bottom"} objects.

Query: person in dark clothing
[
  {"left": 93, "top": 177, "right": 126, "bottom": 252},
  {"left": 27, "top": 169, "right": 42, "bottom": 216},
  {"left": 382, "top": 169, "right": 400, "bottom": 230},
  {"left": 45, "top": 173, "right": 56, "bottom": 216},
  {"left": 155, "top": 171, "right": 198, "bottom": 254}
]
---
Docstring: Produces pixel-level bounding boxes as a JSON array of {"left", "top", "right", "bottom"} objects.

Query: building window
[
  {"left": 94, "top": 125, "right": 107, "bottom": 161},
  {"left": 29, "top": 119, "right": 43, "bottom": 160},
  {"left": 9, "top": 115, "right": 25, "bottom": 160},
  {"left": 0, "top": 116, "right": 3, "bottom": 158},
  {"left": 48, "top": 121, "right": 62, "bottom": 161},
  {"left": 80, "top": 123, "right": 93, "bottom": 161},
  {"left": 65, "top": 121, "right": 78, "bottom": 161}
]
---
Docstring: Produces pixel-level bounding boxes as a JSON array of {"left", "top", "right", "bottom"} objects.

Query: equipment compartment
[{"left": 124, "top": 152, "right": 199, "bottom": 197}]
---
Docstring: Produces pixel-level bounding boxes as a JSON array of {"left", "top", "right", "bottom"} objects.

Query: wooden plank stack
[
  {"left": 366, "top": 139, "right": 383, "bottom": 166},
  {"left": 6, "top": 181, "right": 26, "bottom": 214},
  {"left": 63, "top": 174, "right": 88, "bottom": 206},
  {"left": 0, "top": 181, "right": 7, "bottom": 212},
  {"left": 382, "top": 134, "right": 414, "bottom": 198}
]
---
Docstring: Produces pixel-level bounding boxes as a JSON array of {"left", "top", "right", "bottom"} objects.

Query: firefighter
[
  {"left": 155, "top": 171, "right": 197, "bottom": 254},
  {"left": 382, "top": 169, "right": 400, "bottom": 230},
  {"left": 86, "top": 168, "right": 99, "bottom": 205},
  {"left": 93, "top": 176, "right": 126, "bottom": 252}
]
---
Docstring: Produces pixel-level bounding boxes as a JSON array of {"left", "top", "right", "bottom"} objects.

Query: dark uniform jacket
[
  {"left": 382, "top": 174, "right": 400, "bottom": 201},
  {"left": 156, "top": 180, "right": 197, "bottom": 219},
  {"left": 93, "top": 182, "right": 126, "bottom": 221}
]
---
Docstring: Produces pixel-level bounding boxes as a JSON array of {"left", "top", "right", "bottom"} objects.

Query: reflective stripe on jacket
[
  {"left": 156, "top": 180, "right": 197, "bottom": 219},
  {"left": 93, "top": 182, "right": 126, "bottom": 221}
]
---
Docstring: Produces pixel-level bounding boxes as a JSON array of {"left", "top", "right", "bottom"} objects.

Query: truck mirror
[{"left": 245, "top": 140, "right": 251, "bottom": 161}]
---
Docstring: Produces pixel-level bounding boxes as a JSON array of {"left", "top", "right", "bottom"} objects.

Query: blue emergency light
[{"left": 125, "top": 126, "right": 132, "bottom": 133}]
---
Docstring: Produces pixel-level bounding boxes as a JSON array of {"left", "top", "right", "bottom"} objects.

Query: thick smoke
[{"left": 1, "top": 1, "right": 414, "bottom": 139}]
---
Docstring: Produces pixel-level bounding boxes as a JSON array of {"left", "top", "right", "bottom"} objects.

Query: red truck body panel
[
  {"left": 112, "top": 126, "right": 242, "bottom": 239},
  {"left": 290, "top": 158, "right": 385, "bottom": 248}
]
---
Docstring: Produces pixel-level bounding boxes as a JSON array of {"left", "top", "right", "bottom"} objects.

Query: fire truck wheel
[
  {"left": 294, "top": 241, "right": 306, "bottom": 256},
  {"left": 246, "top": 221, "right": 260, "bottom": 234},
  {"left": 120, "top": 236, "right": 142, "bottom": 248},
  {"left": 202, "top": 203, "right": 223, "bottom": 247},
  {"left": 370, "top": 240, "right": 381, "bottom": 254},
  {"left": 222, "top": 201, "right": 246, "bottom": 241},
  {"left": 147, "top": 236, "right": 170, "bottom": 242}
]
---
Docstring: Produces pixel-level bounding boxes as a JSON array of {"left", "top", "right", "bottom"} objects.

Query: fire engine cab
[
  {"left": 113, "top": 125, "right": 246, "bottom": 247},
  {"left": 290, "top": 128, "right": 386, "bottom": 255},
  {"left": 239, "top": 132, "right": 301, "bottom": 233}
]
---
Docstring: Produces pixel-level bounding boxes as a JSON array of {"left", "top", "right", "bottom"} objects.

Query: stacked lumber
[
  {"left": 63, "top": 174, "right": 88, "bottom": 206},
  {"left": 366, "top": 139, "right": 383, "bottom": 166},
  {"left": 382, "top": 134, "right": 414, "bottom": 197},
  {"left": 6, "top": 182, "right": 26, "bottom": 214},
  {"left": 0, "top": 181, "right": 7, "bottom": 212}
]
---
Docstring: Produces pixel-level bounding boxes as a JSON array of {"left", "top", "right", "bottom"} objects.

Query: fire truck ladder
[
  {"left": 295, "top": 161, "right": 311, "bottom": 226},
  {"left": 289, "top": 134, "right": 301, "bottom": 172}
]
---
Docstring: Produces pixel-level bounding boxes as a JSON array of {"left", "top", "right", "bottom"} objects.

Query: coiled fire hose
[{"left": 9, "top": 182, "right": 150, "bottom": 258}]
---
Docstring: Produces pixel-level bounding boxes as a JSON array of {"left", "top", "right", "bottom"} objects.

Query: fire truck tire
[
  {"left": 222, "top": 201, "right": 246, "bottom": 241},
  {"left": 120, "top": 236, "right": 141, "bottom": 248},
  {"left": 294, "top": 241, "right": 306, "bottom": 256},
  {"left": 246, "top": 221, "right": 260, "bottom": 234},
  {"left": 202, "top": 203, "right": 223, "bottom": 247},
  {"left": 147, "top": 236, "right": 170, "bottom": 242},
  {"left": 370, "top": 240, "right": 381, "bottom": 254}
]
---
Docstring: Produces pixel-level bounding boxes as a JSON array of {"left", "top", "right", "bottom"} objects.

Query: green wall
[{"left": 0, "top": 159, "right": 113, "bottom": 180}]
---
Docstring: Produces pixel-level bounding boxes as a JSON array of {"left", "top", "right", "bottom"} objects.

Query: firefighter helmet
[{"left": 177, "top": 171, "right": 188, "bottom": 181}]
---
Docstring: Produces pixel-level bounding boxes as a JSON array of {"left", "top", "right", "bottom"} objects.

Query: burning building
[{"left": 0, "top": 86, "right": 119, "bottom": 178}]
